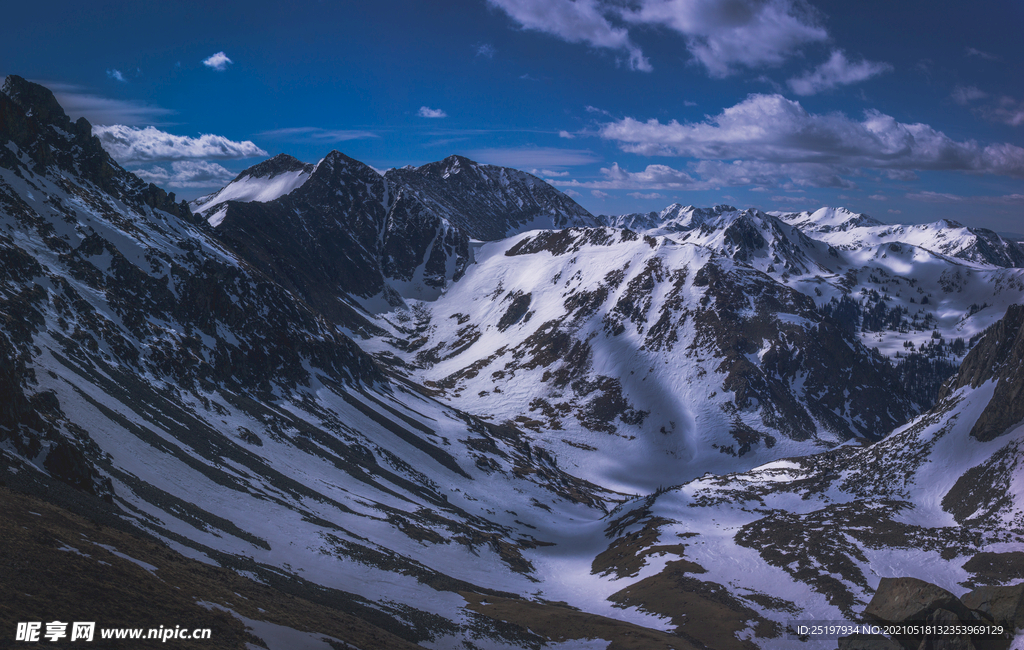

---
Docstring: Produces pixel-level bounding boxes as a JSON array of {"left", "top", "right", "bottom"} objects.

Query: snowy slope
[
  {"left": 368, "top": 227, "right": 918, "bottom": 495},
  {"left": 585, "top": 305, "right": 1024, "bottom": 646},
  {"left": 774, "top": 207, "right": 1024, "bottom": 268},
  {"left": 190, "top": 153, "right": 314, "bottom": 226},
  {"left": 602, "top": 204, "right": 1024, "bottom": 401}
]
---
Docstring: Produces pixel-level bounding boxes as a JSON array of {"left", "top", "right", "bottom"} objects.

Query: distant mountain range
[{"left": 2, "top": 75, "right": 1023, "bottom": 650}]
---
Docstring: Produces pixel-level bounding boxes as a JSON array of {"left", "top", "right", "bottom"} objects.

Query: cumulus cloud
[
  {"left": 418, "top": 106, "right": 448, "bottom": 118},
  {"left": 465, "top": 146, "right": 600, "bottom": 167},
  {"left": 952, "top": 87, "right": 1024, "bottom": 127},
  {"left": 255, "top": 127, "right": 379, "bottom": 141},
  {"left": 868, "top": 194, "right": 887, "bottom": 201},
  {"left": 787, "top": 50, "right": 892, "bottom": 95},
  {"left": 487, "top": 0, "right": 651, "bottom": 71},
  {"left": 563, "top": 188, "right": 582, "bottom": 197},
  {"left": 202, "top": 52, "right": 233, "bottom": 71},
  {"left": 133, "top": 160, "right": 237, "bottom": 188},
  {"left": 598, "top": 93, "right": 1024, "bottom": 178},
  {"left": 489, "top": 0, "right": 825, "bottom": 76},
  {"left": 552, "top": 162, "right": 698, "bottom": 190},
  {"left": 476, "top": 43, "right": 497, "bottom": 58},
  {"left": 106, "top": 69, "right": 126, "bottom": 83},
  {"left": 888, "top": 209, "right": 901, "bottom": 214},
  {"left": 93, "top": 125, "right": 267, "bottom": 163},
  {"left": 552, "top": 158, "right": 855, "bottom": 192},
  {"left": 558, "top": 130, "right": 575, "bottom": 139},
  {"left": 619, "top": 0, "right": 828, "bottom": 77},
  {"left": 987, "top": 96, "right": 1024, "bottom": 127},
  {"left": 591, "top": 190, "right": 609, "bottom": 199}
]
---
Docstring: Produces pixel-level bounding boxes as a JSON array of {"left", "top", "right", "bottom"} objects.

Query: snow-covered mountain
[
  {"left": 190, "top": 153, "right": 314, "bottom": 226},
  {"left": 773, "top": 206, "right": 1024, "bottom": 268},
  {"left": 3, "top": 76, "right": 1024, "bottom": 650},
  {"left": 591, "top": 303, "right": 1024, "bottom": 643},
  {"left": 384, "top": 155, "right": 598, "bottom": 240},
  {"left": 369, "top": 226, "right": 918, "bottom": 493},
  {"left": 600, "top": 203, "right": 1024, "bottom": 409}
]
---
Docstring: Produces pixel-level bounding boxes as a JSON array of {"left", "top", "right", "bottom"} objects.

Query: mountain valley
[{"left": 2, "top": 75, "right": 1024, "bottom": 650}]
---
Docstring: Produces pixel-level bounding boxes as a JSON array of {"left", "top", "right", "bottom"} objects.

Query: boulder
[
  {"left": 961, "top": 585, "right": 1024, "bottom": 633},
  {"left": 866, "top": 578, "right": 974, "bottom": 624}
]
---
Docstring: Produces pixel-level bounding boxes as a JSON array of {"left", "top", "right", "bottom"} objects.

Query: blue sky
[{"left": 4, "top": 0, "right": 1023, "bottom": 231}]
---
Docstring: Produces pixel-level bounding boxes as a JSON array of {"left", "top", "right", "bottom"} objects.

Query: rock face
[
  {"left": 384, "top": 155, "right": 596, "bottom": 241},
  {"left": 938, "top": 304, "right": 1024, "bottom": 441},
  {"left": 0, "top": 75, "right": 193, "bottom": 221},
  {"left": 210, "top": 154, "right": 596, "bottom": 313}
]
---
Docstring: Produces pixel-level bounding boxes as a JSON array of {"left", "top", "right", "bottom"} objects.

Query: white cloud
[
  {"left": 952, "top": 87, "right": 1024, "bottom": 127},
  {"left": 952, "top": 85, "right": 988, "bottom": 105},
  {"left": 487, "top": 0, "right": 651, "bottom": 71},
  {"left": 988, "top": 96, "right": 1024, "bottom": 127},
  {"left": 684, "top": 100, "right": 698, "bottom": 107},
  {"left": 531, "top": 169, "right": 570, "bottom": 177},
  {"left": 868, "top": 194, "right": 887, "bottom": 201},
  {"left": 591, "top": 189, "right": 609, "bottom": 199},
  {"left": 552, "top": 158, "right": 855, "bottom": 192},
  {"left": 619, "top": 0, "right": 827, "bottom": 77},
  {"left": 93, "top": 125, "right": 267, "bottom": 163},
  {"left": 558, "top": 130, "right": 575, "bottom": 139},
  {"left": 476, "top": 43, "right": 497, "bottom": 58},
  {"left": 106, "top": 69, "right": 126, "bottom": 83},
  {"left": 907, "top": 191, "right": 1024, "bottom": 204},
  {"left": 133, "top": 160, "right": 236, "bottom": 188},
  {"left": 888, "top": 209, "right": 901, "bottom": 214},
  {"left": 598, "top": 93, "right": 1024, "bottom": 178},
  {"left": 563, "top": 188, "right": 582, "bottom": 197},
  {"left": 465, "top": 146, "right": 600, "bottom": 168},
  {"left": 787, "top": 50, "right": 892, "bottom": 95},
  {"left": 882, "top": 169, "right": 918, "bottom": 181},
  {"left": 490, "top": 0, "right": 826, "bottom": 76},
  {"left": 770, "top": 195, "right": 810, "bottom": 204},
  {"left": 255, "top": 127, "right": 378, "bottom": 141},
  {"left": 202, "top": 52, "right": 233, "bottom": 71},
  {"left": 965, "top": 47, "right": 999, "bottom": 61},
  {"left": 44, "top": 82, "right": 174, "bottom": 126},
  {"left": 627, "top": 191, "right": 666, "bottom": 199},
  {"left": 552, "top": 162, "right": 699, "bottom": 190},
  {"left": 418, "top": 106, "right": 448, "bottom": 118}
]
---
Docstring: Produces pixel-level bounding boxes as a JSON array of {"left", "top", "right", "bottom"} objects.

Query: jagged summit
[
  {"left": 1, "top": 75, "right": 191, "bottom": 220},
  {"left": 385, "top": 154, "right": 597, "bottom": 240},
  {"left": 233, "top": 152, "right": 313, "bottom": 181},
  {"left": 190, "top": 152, "right": 316, "bottom": 224},
  {"left": 2, "top": 74, "right": 72, "bottom": 127}
]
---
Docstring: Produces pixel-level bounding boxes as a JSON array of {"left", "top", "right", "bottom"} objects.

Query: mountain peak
[
  {"left": 235, "top": 153, "right": 313, "bottom": 181},
  {"left": 1, "top": 75, "right": 70, "bottom": 128}
]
